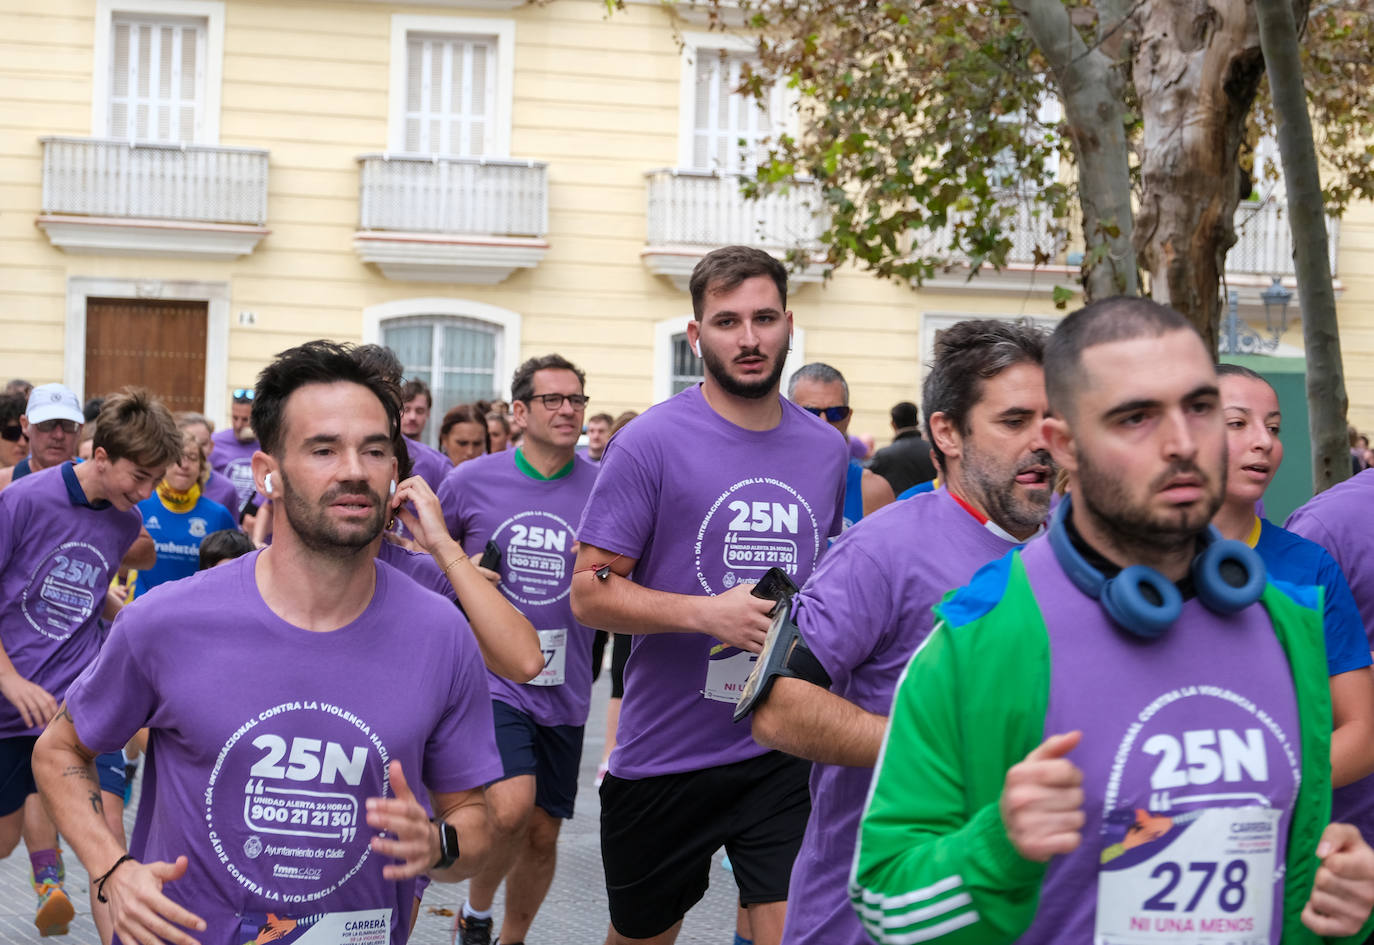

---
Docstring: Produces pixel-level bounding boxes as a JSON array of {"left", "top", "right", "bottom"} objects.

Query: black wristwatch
[{"left": 431, "top": 817, "right": 460, "bottom": 870}]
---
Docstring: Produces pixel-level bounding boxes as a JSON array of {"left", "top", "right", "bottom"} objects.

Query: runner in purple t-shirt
[
  {"left": 441, "top": 355, "right": 599, "bottom": 945},
  {"left": 747, "top": 319, "right": 1054, "bottom": 945},
  {"left": 209, "top": 388, "right": 262, "bottom": 517},
  {"left": 33, "top": 342, "right": 501, "bottom": 945},
  {"left": 852, "top": 298, "right": 1374, "bottom": 944},
  {"left": 572, "top": 247, "right": 847, "bottom": 945},
  {"left": 0, "top": 387, "right": 182, "bottom": 938}
]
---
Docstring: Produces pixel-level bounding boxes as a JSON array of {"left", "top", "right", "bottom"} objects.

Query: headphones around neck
[{"left": 1047, "top": 496, "right": 1266, "bottom": 640}]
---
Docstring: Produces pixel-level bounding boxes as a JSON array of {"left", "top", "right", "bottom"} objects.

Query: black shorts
[
  {"left": 600, "top": 750, "right": 811, "bottom": 939},
  {"left": 609, "top": 633, "right": 631, "bottom": 700},
  {"left": 0, "top": 735, "right": 39, "bottom": 817},
  {"left": 490, "top": 700, "right": 584, "bottom": 820}
]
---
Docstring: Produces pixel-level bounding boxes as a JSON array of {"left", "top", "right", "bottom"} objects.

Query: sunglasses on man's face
[
  {"left": 33, "top": 419, "right": 78, "bottom": 435},
  {"left": 233, "top": 388, "right": 255, "bottom": 403},
  {"left": 803, "top": 405, "right": 851, "bottom": 423},
  {"left": 1, "top": 425, "right": 23, "bottom": 443}
]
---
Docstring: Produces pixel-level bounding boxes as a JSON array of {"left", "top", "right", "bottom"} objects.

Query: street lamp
[{"left": 1261, "top": 276, "right": 1293, "bottom": 336}]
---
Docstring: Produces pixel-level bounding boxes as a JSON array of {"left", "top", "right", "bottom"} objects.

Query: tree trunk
[
  {"left": 1132, "top": 0, "right": 1267, "bottom": 349},
  {"left": 1015, "top": 0, "right": 1138, "bottom": 300},
  {"left": 1254, "top": 0, "right": 1349, "bottom": 493}
]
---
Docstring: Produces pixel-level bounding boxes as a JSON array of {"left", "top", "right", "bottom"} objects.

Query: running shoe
[
  {"left": 35, "top": 882, "right": 74, "bottom": 937},
  {"left": 454, "top": 913, "right": 493, "bottom": 945}
]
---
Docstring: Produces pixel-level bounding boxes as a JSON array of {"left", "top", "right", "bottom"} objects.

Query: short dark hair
[
  {"left": 890, "top": 401, "right": 920, "bottom": 429},
  {"left": 688, "top": 245, "right": 788, "bottom": 320},
  {"left": 83, "top": 397, "right": 105, "bottom": 424},
  {"left": 1044, "top": 297, "right": 1199, "bottom": 419},
  {"left": 922, "top": 319, "right": 1047, "bottom": 472},
  {"left": 198, "top": 528, "right": 256, "bottom": 569},
  {"left": 587, "top": 412, "right": 614, "bottom": 427},
  {"left": 252, "top": 341, "right": 402, "bottom": 458},
  {"left": 510, "top": 355, "right": 586, "bottom": 405},
  {"left": 400, "top": 378, "right": 432, "bottom": 408},
  {"left": 0, "top": 391, "right": 24, "bottom": 429},
  {"left": 440, "top": 403, "right": 491, "bottom": 453},
  {"left": 93, "top": 388, "right": 184, "bottom": 468},
  {"left": 787, "top": 363, "right": 848, "bottom": 403}
]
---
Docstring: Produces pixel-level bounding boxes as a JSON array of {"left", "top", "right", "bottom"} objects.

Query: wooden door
[{"left": 85, "top": 298, "right": 208, "bottom": 413}]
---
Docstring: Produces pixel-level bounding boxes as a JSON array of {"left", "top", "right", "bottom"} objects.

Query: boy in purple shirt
[
  {"left": 440, "top": 355, "right": 599, "bottom": 945},
  {"left": 0, "top": 387, "right": 182, "bottom": 936},
  {"left": 749, "top": 319, "right": 1055, "bottom": 945},
  {"left": 572, "top": 247, "right": 847, "bottom": 945},
  {"left": 34, "top": 342, "right": 501, "bottom": 945}
]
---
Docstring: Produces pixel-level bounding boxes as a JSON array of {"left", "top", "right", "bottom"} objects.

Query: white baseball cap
[{"left": 26, "top": 383, "right": 84, "bottom": 426}]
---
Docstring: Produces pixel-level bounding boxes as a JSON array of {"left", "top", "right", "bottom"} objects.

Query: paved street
[{"left": 0, "top": 675, "right": 741, "bottom": 944}]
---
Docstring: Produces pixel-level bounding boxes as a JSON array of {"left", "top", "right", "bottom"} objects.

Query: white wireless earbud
[
  {"left": 389, "top": 479, "right": 397, "bottom": 496},
  {"left": 693, "top": 339, "right": 703, "bottom": 359},
  {"left": 263, "top": 472, "right": 274, "bottom": 494},
  {"left": 787, "top": 332, "right": 794, "bottom": 352}
]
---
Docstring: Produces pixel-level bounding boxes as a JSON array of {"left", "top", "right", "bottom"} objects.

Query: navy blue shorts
[
  {"left": 95, "top": 751, "right": 127, "bottom": 799},
  {"left": 490, "top": 700, "right": 584, "bottom": 820},
  {"left": 0, "top": 736, "right": 38, "bottom": 817}
]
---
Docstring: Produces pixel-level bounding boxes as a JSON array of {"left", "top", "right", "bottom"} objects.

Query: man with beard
[
  {"left": 33, "top": 341, "right": 501, "bottom": 945},
  {"left": 851, "top": 298, "right": 1374, "bottom": 944},
  {"left": 572, "top": 246, "right": 847, "bottom": 945},
  {"left": 748, "top": 319, "right": 1053, "bottom": 945}
]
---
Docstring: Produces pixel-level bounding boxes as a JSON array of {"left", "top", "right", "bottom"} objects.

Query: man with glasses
[
  {"left": 0, "top": 384, "right": 85, "bottom": 491},
  {"left": 0, "top": 393, "right": 27, "bottom": 470},
  {"left": 438, "top": 355, "right": 600, "bottom": 945},
  {"left": 210, "top": 388, "right": 262, "bottom": 514},
  {"left": 175, "top": 412, "right": 245, "bottom": 521},
  {"left": 788, "top": 363, "right": 894, "bottom": 528}
]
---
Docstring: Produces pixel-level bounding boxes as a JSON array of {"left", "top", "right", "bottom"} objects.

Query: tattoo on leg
[
  {"left": 60, "top": 765, "right": 97, "bottom": 785},
  {"left": 52, "top": 704, "right": 73, "bottom": 725},
  {"left": 88, "top": 791, "right": 104, "bottom": 816}
]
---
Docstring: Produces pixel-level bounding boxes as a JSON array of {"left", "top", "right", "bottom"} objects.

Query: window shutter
[
  {"left": 690, "top": 51, "right": 775, "bottom": 171},
  {"left": 403, "top": 34, "right": 497, "bottom": 157},
  {"left": 109, "top": 16, "right": 204, "bottom": 143}
]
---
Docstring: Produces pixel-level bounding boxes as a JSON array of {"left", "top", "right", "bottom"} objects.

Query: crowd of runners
[{"left": 5, "top": 244, "right": 1374, "bottom": 945}]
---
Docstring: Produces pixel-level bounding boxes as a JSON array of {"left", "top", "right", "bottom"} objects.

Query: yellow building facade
[{"left": 1, "top": 0, "right": 1369, "bottom": 442}]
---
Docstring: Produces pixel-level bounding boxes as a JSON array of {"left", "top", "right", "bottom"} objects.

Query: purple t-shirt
[
  {"left": 203, "top": 470, "right": 242, "bottom": 520},
  {"left": 404, "top": 437, "right": 452, "bottom": 491},
  {"left": 65, "top": 553, "right": 501, "bottom": 945},
  {"left": 1285, "top": 468, "right": 1374, "bottom": 640},
  {"left": 0, "top": 464, "right": 141, "bottom": 737},
  {"left": 376, "top": 540, "right": 455, "bottom": 603},
  {"left": 210, "top": 430, "right": 260, "bottom": 512},
  {"left": 784, "top": 490, "right": 1023, "bottom": 945},
  {"left": 439, "top": 450, "right": 599, "bottom": 728},
  {"left": 577, "top": 386, "right": 847, "bottom": 778},
  {"left": 1284, "top": 471, "right": 1374, "bottom": 847},
  {"left": 1018, "top": 538, "right": 1300, "bottom": 944}
]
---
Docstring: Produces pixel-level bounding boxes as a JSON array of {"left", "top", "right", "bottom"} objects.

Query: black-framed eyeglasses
[
  {"left": 803, "top": 405, "right": 851, "bottom": 423},
  {"left": 33, "top": 419, "right": 79, "bottom": 435},
  {"left": 530, "top": 393, "right": 590, "bottom": 411},
  {"left": 1, "top": 425, "right": 23, "bottom": 442},
  {"left": 233, "top": 388, "right": 255, "bottom": 403}
]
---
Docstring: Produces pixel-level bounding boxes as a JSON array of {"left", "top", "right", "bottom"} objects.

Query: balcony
[
  {"left": 642, "top": 168, "right": 831, "bottom": 290},
  {"left": 1227, "top": 199, "right": 1339, "bottom": 278},
  {"left": 353, "top": 154, "right": 549, "bottom": 284},
  {"left": 37, "top": 137, "right": 270, "bottom": 259}
]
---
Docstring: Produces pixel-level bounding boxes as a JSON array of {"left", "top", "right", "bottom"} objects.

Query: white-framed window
[
  {"left": 678, "top": 32, "right": 793, "bottom": 172},
  {"left": 363, "top": 298, "right": 522, "bottom": 445},
  {"left": 389, "top": 15, "right": 515, "bottom": 157},
  {"left": 92, "top": 0, "right": 224, "bottom": 144},
  {"left": 652, "top": 315, "right": 807, "bottom": 404}
]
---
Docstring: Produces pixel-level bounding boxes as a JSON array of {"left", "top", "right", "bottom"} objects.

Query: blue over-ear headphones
[{"left": 1047, "top": 495, "right": 1266, "bottom": 640}]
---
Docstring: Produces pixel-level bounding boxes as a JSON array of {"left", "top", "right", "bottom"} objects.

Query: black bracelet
[{"left": 95, "top": 854, "right": 134, "bottom": 903}]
